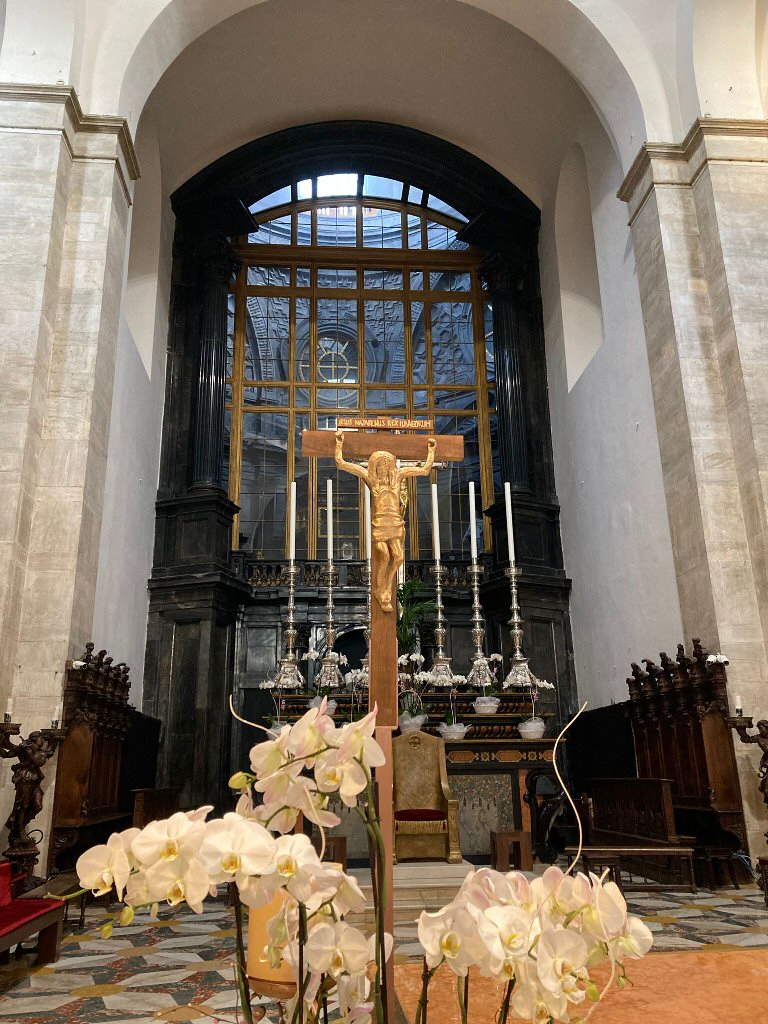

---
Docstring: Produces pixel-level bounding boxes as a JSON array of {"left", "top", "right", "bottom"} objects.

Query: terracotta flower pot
[{"left": 247, "top": 890, "right": 296, "bottom": 1000}]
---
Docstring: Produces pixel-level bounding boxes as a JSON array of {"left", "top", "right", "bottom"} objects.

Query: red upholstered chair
[
  {"left": 392, "top": 731, "right": 461, "bottom": 863},
  {"left": 0, "top": 860, "right": 65, "bottom": 965}
]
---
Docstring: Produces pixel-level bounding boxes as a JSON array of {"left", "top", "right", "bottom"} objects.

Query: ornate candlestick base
[
  {"left": 316, "top": 563, "right": 344, "bottom": 693},
  {"left": 430, "top": 563, "right": 459, "bottom": 687},
  {"left": 466, "top": 560, "right": 497, "bottom": 691},
  {"left": 503, "top": 566, "right": 544, "bottom": 690}
]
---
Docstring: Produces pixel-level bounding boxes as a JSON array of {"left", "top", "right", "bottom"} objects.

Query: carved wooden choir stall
[{"left": 47, "top": 645, "right": 163, "bottom": 874}]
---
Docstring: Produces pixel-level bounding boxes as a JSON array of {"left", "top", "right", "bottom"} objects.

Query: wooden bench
[
  {"left": 0, "top": 861, "right": 65, "bottom": 965},
  {"left": 566, "top": 845, "right": 696, "bottom": 897}
]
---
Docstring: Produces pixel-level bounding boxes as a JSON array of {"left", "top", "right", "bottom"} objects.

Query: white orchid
[
  {"left": 537, "top": 927, "right": 589, "bottom": 1004},
  {"left": 76, "top": 833, "right": 131, "bottom": 898},
  {"left": 131, "top": 811, "right": 206, "bottom": 868},
  {"left": 304, "top": 921, "right": 371, "bottom": 978},
  {"left": 334, "top": 707, "right": 385, "bottom": 769},
  {"left": 144, "top": 856, "right": 210, "bottom": 913},
  {"left": 314, "top": 750, "right": 368, "bottom": 806},
  {"left": 417, "top": 903, "right": 485, "bottom": 976},
  {"left": 199, "top": 812, "right": 277, "bottom": 885}
]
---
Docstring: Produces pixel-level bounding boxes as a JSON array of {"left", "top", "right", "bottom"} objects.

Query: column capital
[
  {"left": 193, "top": 237, "right": 241, "bottom": 286},
  {"left": 479, "top": 250, "right": 531, "bottom": 298}
]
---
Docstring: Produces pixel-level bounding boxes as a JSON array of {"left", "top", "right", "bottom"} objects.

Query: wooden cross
[
  {"left": 302, "top": 416, "right": 464, "bottom": 1015},
  {"left": 301, "top": 417, "right": 464, "bottom": 728}
]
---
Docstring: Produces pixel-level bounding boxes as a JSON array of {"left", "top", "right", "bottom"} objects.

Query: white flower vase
[
  {"left": 518, "top": 716, "right": 546, "bottom": 739},
  {"left": 438, "top": 722, "right": 471, "bottom": 741},
  {"left": 399, "top": 712, "right": 428, "bottom": 734},
  {"left": 473, "top": 695, "right": 501, "bottom": 715}
]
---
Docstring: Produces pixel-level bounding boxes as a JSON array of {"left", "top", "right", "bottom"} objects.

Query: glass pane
[
  {"left": 244, "top": 295, "right": 290, "bottom": 381},
  {"left": 244, "top": 386, "right": 289, "bottom": 407},
  {"left": 364, "top": 300, "right": 405, "bottom": 384},
  {"left": 247, "top": 265, "right": 290, "bottom": 287},
  {"left": 407, "top": 215, "right": 422, "bottom": 249},
  {"left": 408, "top": 186, "right": 424, "bottom": 204},
  {"left": 413, "top": 389, "right": 428, "bottom": 408},
  {"left": 297, "top": 210, "right": 312, "bottom": 246},
  {"left": 318, "top": 267, "right": 357, "bottom": 288},
  {"left": 448, "top": 270, "right": 472, "bottom": 291},
  {"left": 226, "top": 293, "right": 235, "bottom": 378},
  {"left": 317, "top": 299, "right": 358, "bottom": 383},
  {"left": 251, "top": 215, "right": 292, "bottom": 245},
  {"left": 434, "top": 390, "right": 477, "bottom": 411},
  {"left": 317, "top": 457, "right": 360, "bottom": 561},
  {"left": 364, "top": 389, "right": 406, "bottom": 410},
  {"left": 250, "top": 186, "right": 291, "bottom": 214},
  {"left": 296, "top": 266, "right": 311, "bottom": 288},
  {"left": 297, "top": 179, "right": 313, "bottom": 200},
  {"left": 410, "top": 270, "right": 424, "bottom": 290},
  {"left": 316, "top": 205, "right": 357, "bottom": 246},
  {"left": 363, "top": 175, "right": 403, "bottom": 200},
  {"left": 484, "top": 301, "right": 495, "bottom": 383},
  {"left": 295, "top": 387, "right": 310, "bottom": 407},
  {"left": 363, "top": 206, "right": 402, "bottom": 248},
  {"left": 447, "top": 230, "right": 469, "bottom": 251},
  {"left": 317, "top": 173, "right": 358, "bottom": 197},
  {"left": 238, "top": 412, "right": 289, "bottom": 557},
  {"left": 363, "top": 268, "right": 403, "bottom": 290},
  {"left": 431, "top": 302, "right": 476, "bottom": 385},
  {"left": 426, "top": 195, "right": 468, "bottom": 222},
  {"left": 295, "top": 297, "right": 311, "bottom": 382},
  {"left": 426, "top": 221, "right": 449, "bottom": 249},
  {"left": 316, "top": 387, "right": 359, "bottom": 410},
  {"left": 411, "top": 301, "right": 427, "bottom": 385},
  {"left": 418, "top": 415, "right": 480, "bottom": 557},
  {"left": 293, "top": 413, "right": 310, "bottom": 557}
]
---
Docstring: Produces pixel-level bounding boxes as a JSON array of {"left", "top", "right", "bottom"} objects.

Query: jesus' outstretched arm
[
  {"left": 398, "top": 436, "right": 437, "bottom": 478},
  {"left": 334, "top": 431, "right": 369, "bottom": 482}
]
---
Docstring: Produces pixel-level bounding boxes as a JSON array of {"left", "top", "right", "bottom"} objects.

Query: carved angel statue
[{"left": 335, "top": 431, "right": 436, "bottom": 612}]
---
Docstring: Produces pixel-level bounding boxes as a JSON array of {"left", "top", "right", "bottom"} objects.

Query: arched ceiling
[
  {"left": 76, "top": 0, "right": 661, "bottom": 170},
  {"left": 133, "top": 0, "right": 619, "bottom": 211}
]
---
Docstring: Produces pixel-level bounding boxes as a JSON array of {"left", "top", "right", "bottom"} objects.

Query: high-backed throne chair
[{"left": 392, "top": 731, "right": 462, "bottom": 863}]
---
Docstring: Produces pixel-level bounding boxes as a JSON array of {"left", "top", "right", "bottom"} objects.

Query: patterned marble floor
[{"left": 0, "top": 883, "right": 766, "bottom": 1024}]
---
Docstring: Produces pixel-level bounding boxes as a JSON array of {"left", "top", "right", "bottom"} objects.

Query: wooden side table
[{"left": 490, "top": 830, "right": 533, "bottom": 872}]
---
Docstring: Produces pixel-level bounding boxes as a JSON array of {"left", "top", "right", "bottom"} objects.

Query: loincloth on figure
[{"left": 371, "top": 513, "right": 405, "bottom": 543}]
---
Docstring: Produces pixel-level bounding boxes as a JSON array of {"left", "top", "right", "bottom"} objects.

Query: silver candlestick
[
  {"left": 430, "top": 562, "right": 457, "bottom": 687},
  {"left": 503, "top": 565, "right": 544, "bottom": 690},
  {"left": 466, "top": 560, "right": 495, "bottom": 691},
  {"left": 316, "top": 560, "right": 344, "bottom": 692},
  {"left": 270, "top": 562, "right": 303, "bottom": 691},
  {"left": 360, "top": 560, "right": 371, "bottom": 686}
]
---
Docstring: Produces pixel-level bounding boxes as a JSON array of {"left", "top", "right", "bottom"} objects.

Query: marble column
[
  {"left": 191, "top": 240, "right": 240, "bottom": 490},
  {"left": 480, "top": 252, "right": 532, "bottom": 493},
  {"left": 620, "top": 119, "right": 768, "bottom": 858}
]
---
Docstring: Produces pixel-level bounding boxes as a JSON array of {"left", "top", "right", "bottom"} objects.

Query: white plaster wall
[
  {"left": 541, "top": 123, "right": 684, "bottom": 709},
  {"left": 91, "top": 113, "right": 171, "bottom": 701}
]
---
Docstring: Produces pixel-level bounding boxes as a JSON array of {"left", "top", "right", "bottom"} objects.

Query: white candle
[
  {"left": 364, "top": 487, "right": 372, "bottom": 562},
  {"left": 469, "top": 481, "right": 478, "bottom": 561},
  {"left": 288, "top": 480, "right": 296, "bottom": 562},
  {"left": 5, "top": 699, "right": 13, "bottom": 719},
  {"left": 504, "top": 481, "right": 516, "bottom": 565},
  {"left": 54, "top": 702, "right": 62, "bottom": 722},
  {"left": 431, "top": 483, "right": 441, "bottom": 561},
  {"left": 735, "top": 694, "right": 744, "bottom": 711},
  {"left": 326, "top": 478, "right": 333, "bottom": 561}
]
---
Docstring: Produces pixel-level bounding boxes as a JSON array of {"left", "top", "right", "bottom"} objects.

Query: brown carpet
[{"left": 395, "top": 950, "right": 768, "bottom": 1024}]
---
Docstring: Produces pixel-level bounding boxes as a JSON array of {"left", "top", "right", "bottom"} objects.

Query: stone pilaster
[
  {"left": 0, "top": 85, "right": 139, "bottom": 859},
  {"left": 619, "top": 120, "right": 768, "bottom": 858}
]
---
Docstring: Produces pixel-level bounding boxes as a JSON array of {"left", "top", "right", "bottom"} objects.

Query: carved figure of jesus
[{"left": 335, "top": 431, "right": 436, "bottom": 612}]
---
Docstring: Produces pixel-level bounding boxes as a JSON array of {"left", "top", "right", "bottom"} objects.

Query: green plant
[{"left": 396, "top": 578, "right": 435, "bottom": 654}]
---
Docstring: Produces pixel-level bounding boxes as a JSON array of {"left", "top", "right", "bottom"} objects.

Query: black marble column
[
  {"left": 480, "top": 251, "right": 532, "bottom": 493},
  {"left": 191, "top": 239, "right": 241, "bottom": 489}
]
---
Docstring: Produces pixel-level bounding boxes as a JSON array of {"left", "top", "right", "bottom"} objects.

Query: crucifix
[{"left": 302, "top": 415, "right": 464, "bottom": 998}]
